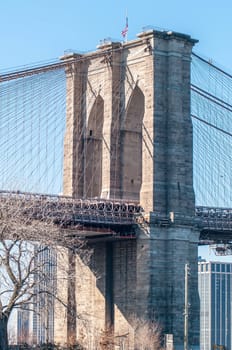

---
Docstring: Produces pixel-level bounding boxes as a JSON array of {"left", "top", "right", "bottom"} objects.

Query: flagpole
[
  {"left": 121, "top": 10, "right": 128, "bottom": 42},
  {"left": 125, "top": 9, "right": 128, "bottom": 42}
]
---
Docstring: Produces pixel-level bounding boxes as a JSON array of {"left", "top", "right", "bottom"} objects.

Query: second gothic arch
[{"left": 121, "top": 85, "right": 145, "bottom": 200}]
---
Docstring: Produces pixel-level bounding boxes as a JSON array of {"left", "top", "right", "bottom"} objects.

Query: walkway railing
[
  {"left": 0, "top": 190, "right": 143, "bottom": 227},
  {"left": 195, "top": 206, "right": 232, "bottom": 231},
  {"left": 1, "top": 191, "right": 232, "bottom": 237}
]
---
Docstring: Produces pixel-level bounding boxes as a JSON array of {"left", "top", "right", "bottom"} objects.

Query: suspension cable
[
  {"left": 191, "top": 84, "right": 232, "bottom": 111},
  {"left": 192, "top": 52, "right": 232, "bottom": 79},
  {"left": 191, "top": 114, "right": 232, "bottom": 137}
]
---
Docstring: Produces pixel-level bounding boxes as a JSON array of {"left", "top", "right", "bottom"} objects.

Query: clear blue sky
[{"left": 0, "top": 0, "right": 231, "bottom": 71}]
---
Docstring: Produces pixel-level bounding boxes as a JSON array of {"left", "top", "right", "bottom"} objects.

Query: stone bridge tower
[{"left": 60, "top": 29, "right": 199, "bottom": 350}]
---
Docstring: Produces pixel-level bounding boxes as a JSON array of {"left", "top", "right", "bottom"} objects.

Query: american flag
[{"left": 121, "top": 17, "right": 128, "bottom": 38}]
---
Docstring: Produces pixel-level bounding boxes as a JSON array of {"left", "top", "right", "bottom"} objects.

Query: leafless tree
[
  {"left": 86, "top": 317, "right": 163, "bottom": 350},
  {"left": 98, "top": 327, "right": 116, "bottom": 350},
  {"left": 132, "top": 316, "right": 164, "bottom": 350},
  {"left": 0, "top": 192, "right": 90, "bottom": 350}
]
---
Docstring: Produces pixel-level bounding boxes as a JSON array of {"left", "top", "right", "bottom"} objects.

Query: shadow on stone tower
[{"left": 59, "top": 29, "right": 200, "bottom": 350}]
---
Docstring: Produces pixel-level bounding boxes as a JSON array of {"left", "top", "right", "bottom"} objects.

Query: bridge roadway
[{"left": 1, "top": 190, "right": 232, "bottom": 243}]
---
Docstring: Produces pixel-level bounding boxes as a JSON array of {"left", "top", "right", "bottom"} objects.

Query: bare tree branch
[{"left": 0, "top": 193, "right": 90, "bottom": 349}]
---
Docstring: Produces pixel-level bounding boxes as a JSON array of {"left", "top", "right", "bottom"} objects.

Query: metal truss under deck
[
  {"left": 1, "top": 191, "right": 232, "bottom": 242},
  {"left": 0, "top": 190, "right": 142, "bottom": 240}
]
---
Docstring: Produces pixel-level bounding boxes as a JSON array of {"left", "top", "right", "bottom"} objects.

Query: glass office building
[
  {"left": 32, "top": 246, "right": 57, "bottom": 344},
  {"left": 17, "top": 308, "right": 33, "bottom": 344},
  {"left": 198, "top": 261, "right": 232, "bottom": 350},
  {"left": 13, "top": 246, "right": 57, "bottom": 345}
]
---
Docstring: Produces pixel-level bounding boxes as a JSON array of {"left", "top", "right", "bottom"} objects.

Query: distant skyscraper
[
  {"left": 17, "top": 308, "right": 33, "bottom": 344},
  {"left": 198, "top": 261, "right": 232, "bottom": 350},
  {"left": 15, "top": 246, "right": 57, "bottom": 345},
  {"left": 33, "top": 246, "right": 57, "bottom": 344}
]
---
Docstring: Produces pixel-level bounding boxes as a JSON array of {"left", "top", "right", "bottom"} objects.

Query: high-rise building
[
  {"left": 198, "top": 261, "right": 232, "bottom": 350},
  {"left": 17, "top": 308, "right": 33, "bottom": 344},
  {"left": 32, "top": 246, "right": 57, "bottom": 344},
  {"left": 14, "top": 246, "right": 57, "bottom": 346}
]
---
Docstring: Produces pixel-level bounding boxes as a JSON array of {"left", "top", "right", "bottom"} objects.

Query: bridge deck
[
  {"left": 1, "top": 191, "right": 232, "bottom": 242},
  {"left": 196, "top": 206, "right": 232, "bottom": 243},
  {"left": 0, "top": 190, "right": 142, "bottom": 239}
]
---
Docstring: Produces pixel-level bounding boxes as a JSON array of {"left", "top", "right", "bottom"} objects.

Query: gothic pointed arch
[
  {"left": 84, "top": 95, "right": 104, "bottom": 197},
  {"left": 121, "top": 85, "right": 145, "bottom": 200}
]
